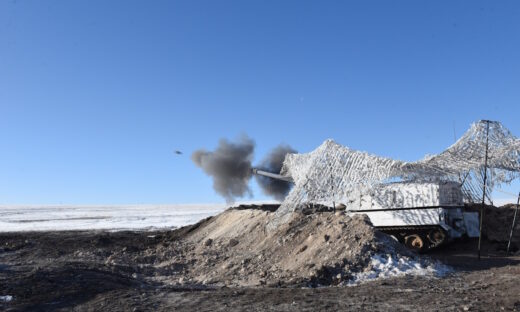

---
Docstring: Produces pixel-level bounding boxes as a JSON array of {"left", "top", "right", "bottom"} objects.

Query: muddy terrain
[{"left": 1, "top": 206, "right": 520, "bottom": 311}]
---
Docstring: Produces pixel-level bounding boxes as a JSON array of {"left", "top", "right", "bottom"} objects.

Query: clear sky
[{"left": 1, "top": 1, "right": 519, "bottom": 205}]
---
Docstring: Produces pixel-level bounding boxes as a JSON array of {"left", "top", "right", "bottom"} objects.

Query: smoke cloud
[
  {"left": 255, "top": 144, "right": 297, "bottom": 200},
  {"left": 191, "top": 135, "right": 255, "bottom": 203},
  {"left": 192, "top": 135, "right": 296, "bottom": 202}
]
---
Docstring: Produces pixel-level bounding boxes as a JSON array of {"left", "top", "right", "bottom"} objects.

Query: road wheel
[
  {"left": 404, "top": 234, "right": 425, "bottom": 252},
  {"left": 427, "top": 229, "right": 446, "bottom": 246}
]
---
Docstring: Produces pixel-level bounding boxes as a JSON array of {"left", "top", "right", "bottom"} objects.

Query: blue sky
[{"left": 1, "top": 1, "right": 519, "bottom": 204}]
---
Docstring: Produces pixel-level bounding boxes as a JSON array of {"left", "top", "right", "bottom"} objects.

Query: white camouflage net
[{"left": 272, "top": 121, "right": 520, "bottom": 225}]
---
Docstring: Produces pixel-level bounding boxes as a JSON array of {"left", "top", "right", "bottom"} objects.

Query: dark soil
[{"left": 1, "top": 220, "right": 520, "bottom": 311}]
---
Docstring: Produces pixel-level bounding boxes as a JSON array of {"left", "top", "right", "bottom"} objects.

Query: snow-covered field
[{"left": 0, "top": 204, "right": 230, "bottom": 232}]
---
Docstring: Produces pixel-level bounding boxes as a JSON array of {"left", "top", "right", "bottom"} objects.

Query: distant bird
[{"left": 174, "top": 150, "right": 183, "bottom": 155}]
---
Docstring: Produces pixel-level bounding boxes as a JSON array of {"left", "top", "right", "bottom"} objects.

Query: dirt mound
[
  {"left": 485, "top": 204, "right": 520, "bottom": 245},
  {"left": 20, "top": 208, "right": 442, "bottom": 289},
  {"left": 151, "top": 208, "right": 423, "bottom": 287},
  {"left": 467, "top": 204, "right": 520, "bottom": 247}
]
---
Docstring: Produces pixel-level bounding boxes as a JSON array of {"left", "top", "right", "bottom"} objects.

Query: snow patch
[
  {"left": 0, "top": 295, "right": 13, "bottom": 302},
  {"left": 347, "top": 253, "right": 452, "bottom": 286}
]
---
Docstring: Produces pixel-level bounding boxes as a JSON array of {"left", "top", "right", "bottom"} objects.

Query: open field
[{"left": 0, "top": 204, "right": 228, "bottom": 232}]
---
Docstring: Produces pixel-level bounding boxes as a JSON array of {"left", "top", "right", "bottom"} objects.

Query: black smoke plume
[
  {"left": 191, "top": 135, "right": 254, "bottom": 203},
  {"left": 255, "top": 144, "right": 297, "bottom": 200}
]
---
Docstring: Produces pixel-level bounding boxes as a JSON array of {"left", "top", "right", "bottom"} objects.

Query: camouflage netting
[{"left": 272, "top": 121, "right": 520, "bottom": 226}]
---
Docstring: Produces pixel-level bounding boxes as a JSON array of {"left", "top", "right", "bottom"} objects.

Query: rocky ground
[{"left": 1, "top": 206, "right": 520, "bottom": 311}]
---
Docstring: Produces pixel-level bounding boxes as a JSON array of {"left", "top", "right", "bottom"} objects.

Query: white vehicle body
[
  {"left": 251, "top": 169, "right": 479, "bottom": 250},
  {"left": 340, "top": 181, "right": 480, "bottom": 240}
]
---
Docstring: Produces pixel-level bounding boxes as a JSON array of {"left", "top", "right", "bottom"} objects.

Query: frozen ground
[
  {"left": 0, "top": 204, "right": 231, "bottom": 232},
  {"left": 1, "top": 221, "right": 520, "bottom": 311}
]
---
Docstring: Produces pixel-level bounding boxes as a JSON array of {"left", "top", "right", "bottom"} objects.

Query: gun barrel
[{"left": 251, "top": 168, "right": 293, "bottom": 183}]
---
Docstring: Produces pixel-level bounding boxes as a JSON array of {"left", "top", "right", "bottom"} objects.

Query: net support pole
[
  {"left": 507, "top": 192, "right": 520, "bottom": 255},
  {"left": 478, "top": 120, "right": 490, "bottom": 260}
]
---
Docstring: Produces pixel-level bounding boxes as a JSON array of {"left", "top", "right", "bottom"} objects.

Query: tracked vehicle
[{"left": 252, "top": 168, "right": 480, "bottom": 251}]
